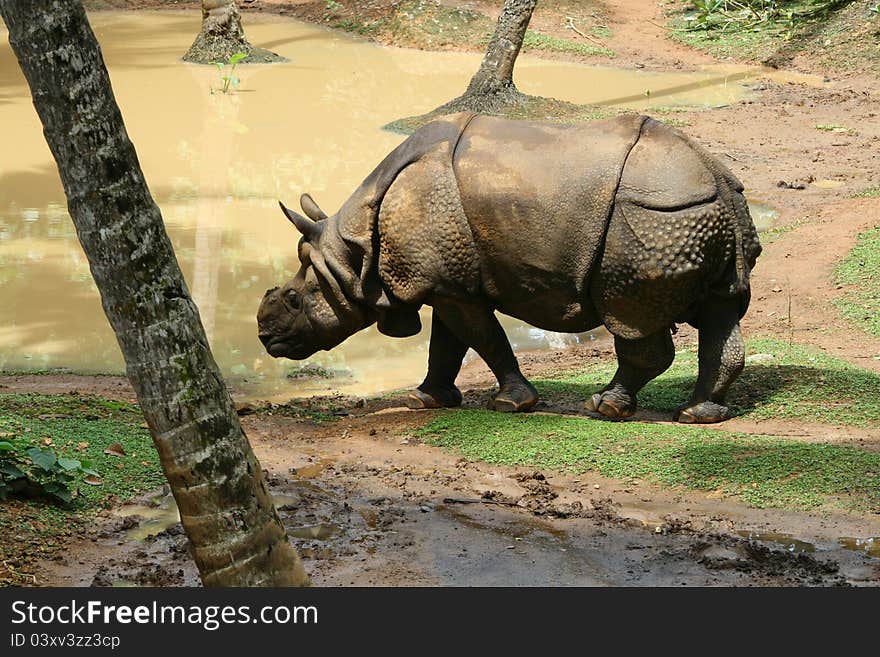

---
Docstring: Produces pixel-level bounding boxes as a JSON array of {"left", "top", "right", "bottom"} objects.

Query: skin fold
[{"left": 258, "top": 113, "right": 761, "bottom": 424}]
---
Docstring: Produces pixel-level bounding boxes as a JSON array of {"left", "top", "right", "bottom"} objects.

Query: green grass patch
[
  {"left": 417, "top": 410, "right": 880, "bottom": 511},
  {"left": 648, "top": 106, "right": 698, "bottom": 114},
  {"left": 534, "top": 338, "right": 880, "bottom": 427},
  {"left": 655, "top": 117, "right": 691, "bottom": 127},
  {"left": 834, "top": 226, "right": 880, "bottom": 337},
  {"left": 328, "top": 18, "right": 382, "bottom": 37},
  {"left": 415, "top": 336, "right": 880, "bottom": 511},
  {"left": 0, "top": 393, "right": 162, "bottom": 586},
  {"left": 522, "top": 30, "right": 615, "bottom": 58},
  {"left": 759, "top": 218, "right": 804, "bottom": 243},
  {"left": 285, "top": 363, "right": 349, "bottom": 380},
  {"left": 331, "top": 0, "right": 493, "bottom": 48},
  {"left": 669, "top": 1, "right": 878, "bottom": 72},
  {"left": 0, "top": 394, "right": 162, "bottom": 508},
  {"left": 669, "top": 11, "right": 787, "bottom": 61},
  {"left": 854, "top": 186, "right": 880, "bottom": 198}
]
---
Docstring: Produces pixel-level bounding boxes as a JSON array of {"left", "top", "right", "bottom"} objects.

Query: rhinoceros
[{"left": 258, "top": 112, "right": 761, "bottom": 423}]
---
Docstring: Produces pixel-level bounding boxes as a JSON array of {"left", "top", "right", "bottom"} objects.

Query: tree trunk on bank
[
  {"left": 183, "top": 0, "right": 285, "bottom": 64},
  {"left": 0, "top": 0, "right": 307, "bottom": 587},
  {"left": 388, "top": 0, "right": 537, "bottom": 130},
  {"left": 464, "top": 0, "right": 537, "bottom": 100}
]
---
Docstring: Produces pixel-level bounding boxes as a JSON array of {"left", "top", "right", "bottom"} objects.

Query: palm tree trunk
[
  {"left": 183, "top": 0, "right": 285, "bottom": 64},
  {"left": 0, "top": 0, "right": 307, "bottom": 587}
]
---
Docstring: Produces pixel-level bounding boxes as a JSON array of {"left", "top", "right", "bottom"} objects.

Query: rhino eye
[{"left": 285, "top": 289, "right": 302, "bottom": 310}]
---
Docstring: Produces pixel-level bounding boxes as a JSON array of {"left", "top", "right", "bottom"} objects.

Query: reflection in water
[
  {"left": 0, "top": 11, "right": 810, "bottom": 400},
  {"left": 838, "top": 536, "right": 880, "bottom": 559},
  {"left": 113, "top": 494, "right": 180, "bottom": 542},
  {"left": 114, "top": 491, "right": 314, "bottom": 541},
  {"left": 737, "top": 530, "right": 816, "bottom": 554}
]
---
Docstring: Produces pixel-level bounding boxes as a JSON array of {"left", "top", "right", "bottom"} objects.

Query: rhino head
[{"left": 257, "top": 194, "right": 375, "bottom": 360}]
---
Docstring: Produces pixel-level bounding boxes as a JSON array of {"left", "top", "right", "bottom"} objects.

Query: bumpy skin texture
[{"left": 258, "top": 113, "right": 761, "bottom": 423}]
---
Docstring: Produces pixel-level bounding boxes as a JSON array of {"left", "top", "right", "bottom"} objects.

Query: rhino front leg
[
  {"left": 675, "top": 297, "right": 744, "bottom": 424},
  {"left": 431, "top": 299, "right": 538, "bottom": 413},
  {"left": 586, "top": 330, "right": 674, "bottom": 419},
  {"left": 406, "top": 313, "right": 468, "bottom": 409}
]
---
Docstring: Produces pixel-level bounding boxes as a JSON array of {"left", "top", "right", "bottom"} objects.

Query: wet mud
[{"left": 39, "top": 407, "right": 880, "bottom": 587}]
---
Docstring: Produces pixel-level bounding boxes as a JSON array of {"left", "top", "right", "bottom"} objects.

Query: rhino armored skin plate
[{"left": 258, "top": 113, "right": 761, "bottom": 424}]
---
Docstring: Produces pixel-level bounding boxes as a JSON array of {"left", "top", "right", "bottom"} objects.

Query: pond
[{"left": 0, "top": 11, "right": 801, "bottom": 400}]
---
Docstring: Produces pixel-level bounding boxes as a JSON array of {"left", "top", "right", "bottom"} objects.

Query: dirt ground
[{"left": 5, "top": 1, "right": 880, "bottom": 586}]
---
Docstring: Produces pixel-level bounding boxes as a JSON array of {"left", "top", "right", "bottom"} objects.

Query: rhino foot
[
  {"left": 674, "top": 400, "right": 730, "bottom": 424},
  {"left": 487, "top": 383, "right": 538, "bottom": 413},
  {"left": 406, "top": 385, "right": 462, "bottom": 410},
  {"left": 584, "top": 392, "right": 636, "bottom": 419}
]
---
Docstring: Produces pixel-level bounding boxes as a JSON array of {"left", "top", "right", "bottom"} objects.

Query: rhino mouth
[
  {"left": 266, "top": 340, "right": 291, "bottom": 358},
  {"left": 259, "top": 333, "right": 290, "bottom": 356},
  {"left": 260, "top": 334, "right": 312, "bottom": 360}
]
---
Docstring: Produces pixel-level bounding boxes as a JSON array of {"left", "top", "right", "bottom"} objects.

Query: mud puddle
[
  {"left": 737, "top": 531, "right": 817, "bottom": 554},
  {"left": 747, "top": 201, "right": 779, "bottom": 232},
  {"left": 111, "top": 483, "right": 335, "bottom": 541},
  {"left": 42, "top": 455, "right": 877, "bottom": 587},
  {"left": 0, "top": 10, "right": 820, "bottom": 401},
  {"left": 737, "top": 531, "right": 880, "bottom": 563},
  {"left": 838, "top": 537, "right": 880, "bottom": 558}
]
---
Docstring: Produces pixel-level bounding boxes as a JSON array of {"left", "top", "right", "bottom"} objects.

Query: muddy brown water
[{"left": 0, "top": 11, "right": 805, "bottom": 401}]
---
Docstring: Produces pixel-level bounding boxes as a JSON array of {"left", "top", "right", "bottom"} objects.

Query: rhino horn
[
  {"left": 279, "top": 201, "right": 323, "bottom": 242},
  {"left": 300, "top": 193, "right": 328, "bottom": 221}
]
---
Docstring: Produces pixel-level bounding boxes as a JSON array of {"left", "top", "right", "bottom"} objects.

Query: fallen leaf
[
  {"left": 83, "top": 475, "right": 103, "bottom": 486},
  {"left": 103, "top": 443, "right": 126, "bottom": 457},
  {"left": 76, "top": 442, "right": 89, "bottom": 450}
]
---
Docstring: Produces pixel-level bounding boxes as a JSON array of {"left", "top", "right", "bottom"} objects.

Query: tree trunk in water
[
  {"left": 183, "top": 0, "right": 285, "bottom": 64},
  {"left": 411, "top": 0, "right": 537, "bottom": 122},
  {"left": 0, "top": 0, "right": 307, "bottom": 587},
  {"left": 465, "top": 0, "right": 537, "bottom": 98}
]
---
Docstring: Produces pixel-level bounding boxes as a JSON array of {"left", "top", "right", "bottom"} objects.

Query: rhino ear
[
  {"left": 300, "top": 193, "right": 328, "bottom": 221},
  {"left": 279, "top": 201, "right": 323, "bottom": 242}
]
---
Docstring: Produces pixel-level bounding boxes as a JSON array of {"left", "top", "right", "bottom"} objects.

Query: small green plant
[
  {"left": 0, "top": 438, "right": 99, "bottom": 504},
  {"left": 815, "top": 123, "right": 857, "bottom": 134},
  {"left": 212, "top": 52, "right": 248, "bottom": 94},
  {"left": 683, "top": 1, "right": 853, "bottom": 37},
  {"left": 324, "top": 0, "right": 343, "bottom": 12}
]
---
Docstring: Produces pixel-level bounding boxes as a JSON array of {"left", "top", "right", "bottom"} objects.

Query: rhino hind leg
[
  {"left": 586, "top": 330, "right": 675, "bottom": 419},
  {"left": 675, "top": 296, "right": 744, "bottom": 424},
  {"left": 427, "top": 299, "right": 538, "bottom": 413},
  {"left": 407, "top": 313, "right": 467, "bottom": 409}
]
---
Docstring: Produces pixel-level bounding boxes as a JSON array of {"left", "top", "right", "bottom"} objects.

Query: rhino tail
[
  {"left": 682, "top": 134, "right": 762, "bottom": 308},
  {"left": 720, "top": 169, "right": 762, "bottom": 305}
]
